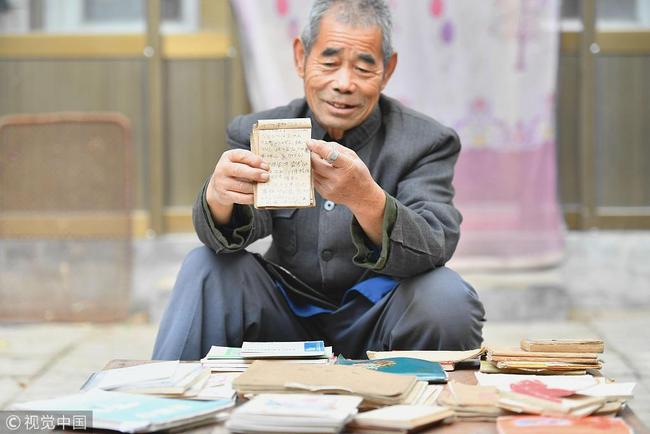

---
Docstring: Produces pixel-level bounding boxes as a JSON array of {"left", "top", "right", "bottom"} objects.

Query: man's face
[{"left": 294, "top": 11, "right": 396, "bottom": 139}]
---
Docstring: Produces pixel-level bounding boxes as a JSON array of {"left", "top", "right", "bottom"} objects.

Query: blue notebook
[{"left": 336, "top": 356, "right": 448, "bottom": 383}]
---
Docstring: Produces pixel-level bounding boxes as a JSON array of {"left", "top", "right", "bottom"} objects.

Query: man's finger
[
  {"left": 307, "top": 139, "right": 346, "bottom": 167},
  {"left": 226, "top": 149, "right": 270, "bottom": 170},
  {"left": 226, "top": 179, "right": 255, "bottom": 194},
  {"left": 226, "top": 162, "right": 270, "bottom": 182},
  {"left": 310, "top": 151, "right": 336, "bottom": 175},
  {"left": 306, "top": 139, "right": 330, "bottom": 159},
  {"left": 225, "top": 190, "right": 254, "bottom": 205}
]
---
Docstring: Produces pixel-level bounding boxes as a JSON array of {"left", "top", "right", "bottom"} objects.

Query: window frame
[{"left": 42, "top": 0, "right": 199, "bottom": 34}]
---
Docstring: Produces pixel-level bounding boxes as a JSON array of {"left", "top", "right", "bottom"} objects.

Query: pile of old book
[
  {"left": 430, "top": 337, "right": 636, "bottom": 424},
  {"left": 201, "top": 340, "right": 333, "bottom": 372},
  {"left": 482, "top": 338, "right": 605, "bottom": 375},
  {"left": 232, "top": 361, "right": 439, "bottom": 408},
  {"left": 13, "top": 389, "right": 234, "bottom": 433},
  {"left": 11, "top": 339, "right": 639, "bottom": 434},
  {"left": 227, "top": 393, "right": 362, "bottom": 433},
  {"left": 437, "top": 380, "right": 507, "bottom": 421},
  {"left": 80, "top": 360, "right": 225, "bottom": 399},
  {"left": 474, "top": 370, "right": 635, "bottom": 418}
]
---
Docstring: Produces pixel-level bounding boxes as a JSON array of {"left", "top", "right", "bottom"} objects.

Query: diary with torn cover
[
  {"left": 250, "top": 118, "right": 315, "bottom": 209},
  {"left": 232, "top": 361, "right": 418, "bottom": 407},
  {"left": 520, "top": 338, "right": 604, "bottom": 353}
]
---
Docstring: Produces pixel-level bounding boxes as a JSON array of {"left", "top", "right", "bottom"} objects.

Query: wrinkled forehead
[{"left": 313, "top": 10, "right": 384, "bottom": 57}]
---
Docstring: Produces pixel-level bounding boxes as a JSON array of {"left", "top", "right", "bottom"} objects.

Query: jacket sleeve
[
  {"left": 350, "top": 127, "right": 462, "bottom": 277},
  {"left": 192, "top": 115, "right": 273, "bottom": 254}
]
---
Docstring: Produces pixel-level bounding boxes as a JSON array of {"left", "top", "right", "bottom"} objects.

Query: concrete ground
[{"left": 1, "top": 230, "right": 649, "bottom": 428}]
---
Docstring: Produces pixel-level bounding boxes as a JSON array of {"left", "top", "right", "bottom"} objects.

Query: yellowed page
[{"left": 252, "top": 118, "right": 314, "bottom": 209}]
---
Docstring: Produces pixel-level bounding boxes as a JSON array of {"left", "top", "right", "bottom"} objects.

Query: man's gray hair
[{"left": 300, "top": 0, "right": 394, "bottom": 66}]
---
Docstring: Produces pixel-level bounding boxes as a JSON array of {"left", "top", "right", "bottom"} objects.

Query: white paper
[
  {"left": 93, "top": 361, "right": 180, "bottom": 390},
  {"left": 240, "top": 341, "right": 325, "bottom": 358},
  {"left": 577, "top": 382, "right": 636, "bottom": 397},
  {"left": 475, "top": 372, "right": 598, "bottom": 392},
  {"left": 355, "top": 404, "right": 448, "bottom": 423},
  {"left": 231, "top": 393, "right": 361, "bottom": 419}
]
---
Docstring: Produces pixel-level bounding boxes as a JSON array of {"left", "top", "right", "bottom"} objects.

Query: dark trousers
[{"left": 152, "top": 246, "right": 485, "bottom": 360}]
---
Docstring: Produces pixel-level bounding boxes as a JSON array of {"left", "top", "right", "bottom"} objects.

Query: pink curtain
[{"left": 231, "top": 0, "right": 565, "bottom": 269}]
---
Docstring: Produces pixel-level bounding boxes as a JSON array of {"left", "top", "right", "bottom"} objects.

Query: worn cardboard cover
[
  {"left": 232, "top": 361, "right": 417, "bottom": 405},
  {"left": 520, "top": 339, "right": 604, "bottom": 354}
]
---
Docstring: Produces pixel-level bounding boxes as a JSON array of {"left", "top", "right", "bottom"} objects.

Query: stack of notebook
[
  {"left": 482, "top": 339, "right": 604, "bottom": 375},
  {"left": 437, "top": 381, "right": 506, "bottom": 421},
  {"left": 201, "top": 340, "right": 333, "bottom": 372},
  {"left": 13, "top": 389, "right": 234, "bottom": 433},
  {"left": 475, "top": 372, "right": 635, "bottom": 417},
  {"left": 232, "top": 361, "right": 423, "bottom": 408},
  {"left": 347, "top": 405, "right": 454, "bottom": 434},
  {"left": 81, "top": 361, "right": 212, "bottom": 399},
  {"left": 227, "top": 393, "right": 362, "bottom": 433}
]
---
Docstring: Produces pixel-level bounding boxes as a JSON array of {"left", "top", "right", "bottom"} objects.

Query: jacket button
[
  {"left": 320, "top": 249, "right": 333, "bottom": 261},
  {"left": 323, "top": 200, "right": 335, "bottom": 211}
]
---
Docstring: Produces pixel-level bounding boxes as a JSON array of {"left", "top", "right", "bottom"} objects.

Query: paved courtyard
[
  {"left": 1, "top": 315, "right": 649, "bottom": 427},
  {"left": 1, "top": 230, "right": 649, "bottom": 428}
]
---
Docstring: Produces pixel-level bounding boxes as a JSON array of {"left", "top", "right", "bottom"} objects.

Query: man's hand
[
  {"left": 206, "top": 149, "right": 269, "bottom": 225},
  {"left": 308, "top": 139, "right": 386, "bottom": 245}
]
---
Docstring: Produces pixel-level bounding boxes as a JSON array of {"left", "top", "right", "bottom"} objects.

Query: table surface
[{"left": 60, "top": 359, "right": 650, "bottom": 434}]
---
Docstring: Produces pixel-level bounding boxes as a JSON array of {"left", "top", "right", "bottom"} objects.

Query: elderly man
[{"left": 153, "top": 0, "right": 485, "bottom": 361}]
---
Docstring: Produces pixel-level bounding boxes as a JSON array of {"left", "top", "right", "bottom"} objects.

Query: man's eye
[
  {"left": 356, "top": 67, "right": 371, "bottom": 73},
  {"left": 323, "top": 62, "right": 336, "bottom": 67}
]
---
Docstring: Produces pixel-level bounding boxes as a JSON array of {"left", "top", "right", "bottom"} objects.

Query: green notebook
[{"left": 336, "top": 356, "right": 448, "bottom": 383}]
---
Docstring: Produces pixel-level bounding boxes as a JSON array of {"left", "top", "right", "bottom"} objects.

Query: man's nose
[{"left": 333, "top": 67, "right": 355, "bottom": 93}]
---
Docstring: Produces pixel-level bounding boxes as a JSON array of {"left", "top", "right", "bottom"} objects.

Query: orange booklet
[{"left": 496, "top": 416, "right": 632, "bottom": 434}]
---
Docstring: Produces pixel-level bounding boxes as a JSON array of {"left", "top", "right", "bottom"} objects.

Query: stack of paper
[
  {"left": 192, "top": 372, "right": 239, "bottom": 401},
  {"left": 476, "top": 372, "right": 635, "bottom": 417},
  {"left": 13, "top": 389, "right": 233, "bottom": 433},
  {"left": 520, "top": 338, "right": 604, "bottom": 353},
  {"left": 226, "top": 393, "right": 362, "bottom": 433},
  {"left": 394, "top": 381, "right": 444, "bottom": 406},
  {"left": 232, "top": 361, "right": 419, "bottom": 407},
  {"left": 483, "top": 347, "right": 602, "bottom": 375},
  {"left": 201, "top": 341, "right": 333, "bottom": 372},
  {"left": 347, "top": 405, "right": 454, "bottom": 434},
  {"left": 437, "top": 381, "right": 506, "bottom": 421},
  {"left": 336, "top": 357, "right": 448, "bottom": 383},
  {"left": 367, "top": 348, "right": 484, "bottom": 371},
  {"left": 81, "top": 361, "right": 212, "bottom": 399}
]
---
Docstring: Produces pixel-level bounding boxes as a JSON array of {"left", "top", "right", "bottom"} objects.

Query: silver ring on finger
[{"left": 325, "top": 144, "right": 339, "bottom": 165}]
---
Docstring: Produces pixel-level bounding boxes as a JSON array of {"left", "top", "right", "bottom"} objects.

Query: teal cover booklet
[
  {"left": 13, "top": 389, "right": 233, "bottom": 433},
  {"left": 336, "top": 357, "right": 448, "bottom": 383}
]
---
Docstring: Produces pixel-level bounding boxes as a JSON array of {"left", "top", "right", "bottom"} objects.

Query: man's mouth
[{"left": 327, "top": 101, "right": 356, "bottom": 110}]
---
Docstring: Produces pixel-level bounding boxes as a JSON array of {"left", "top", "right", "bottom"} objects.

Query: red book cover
[{"left": 497, "top": 416, "right": 632, "bottom": 434}]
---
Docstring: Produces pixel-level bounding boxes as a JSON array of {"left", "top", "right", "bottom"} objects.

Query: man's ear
[
  {"left": 293, "top": 37, "right": 306, "bottom": 78},
  {"left": 380, "top": 52, "right": 398, "bottom": 90}
]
